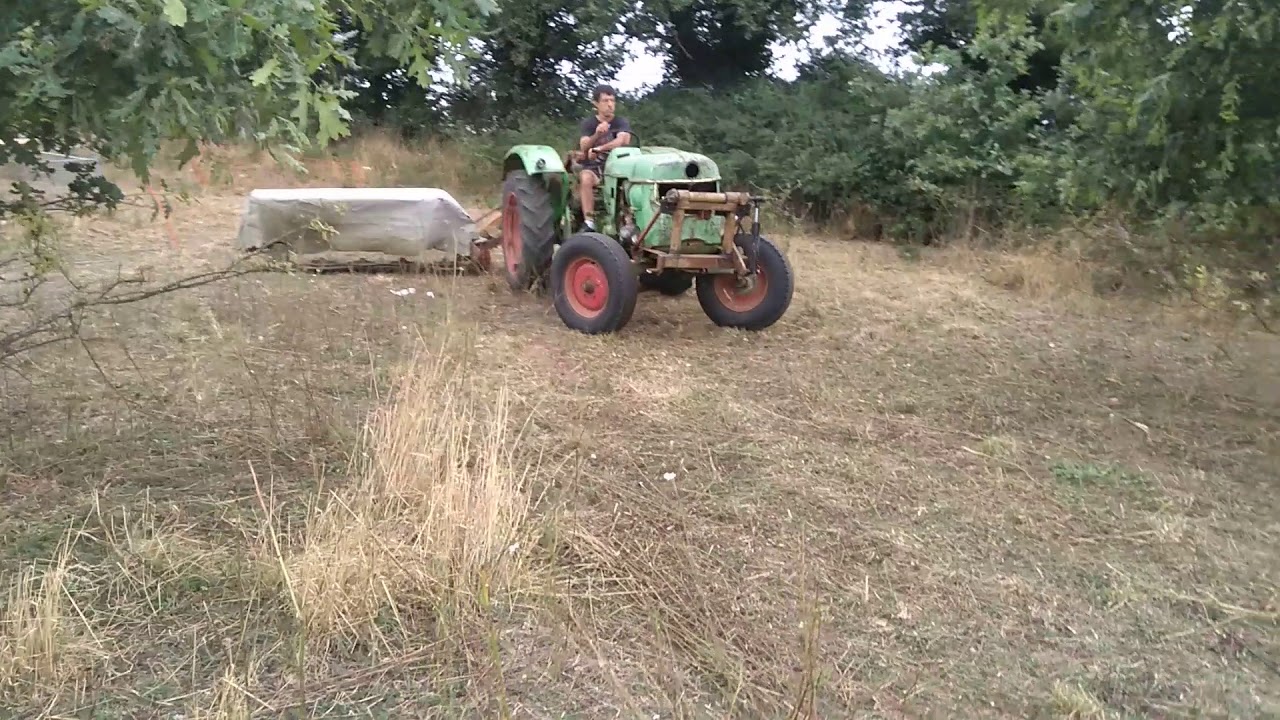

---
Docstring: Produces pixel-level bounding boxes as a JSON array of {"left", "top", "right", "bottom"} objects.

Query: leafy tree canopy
[
  {"left": 626, "top": 0, "right": 874, "bottom": 88},
  {"left": 0, "top": 0, "right": 494, "bottom": 206}
]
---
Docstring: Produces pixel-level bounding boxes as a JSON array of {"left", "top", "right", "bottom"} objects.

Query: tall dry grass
[
  {"left": 253, "top": 332, "right": 539, "bottom": 653},
  {"left": 186, "top": 657, "right": 261, "bottom": 720},
  {"left": 1, "top": 315, "right": 542, "bottom": 713},
  {"left": 166, "top": 130, "right": 496, "bottom": 205},
  {"left": 0, "top": 536, "right": 96, "bottom": 700}
]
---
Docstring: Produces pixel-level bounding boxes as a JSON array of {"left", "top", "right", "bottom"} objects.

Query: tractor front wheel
[
  {"left": 500, "top": 168, "right": 556, "bottom": 293},
  {"left": 696, "top": 234, "right": 794, "bottom": 331},
  {"left": 550, "top": 232, "right": 639, "bottom": 334}
]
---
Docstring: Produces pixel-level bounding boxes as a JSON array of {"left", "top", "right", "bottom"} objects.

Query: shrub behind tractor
[{"left": 493, "top": 140, "right": 794, "bottom": 334}]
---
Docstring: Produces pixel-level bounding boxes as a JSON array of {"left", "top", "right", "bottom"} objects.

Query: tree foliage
[
  {"left": 445, "top": 0, "right": 632, "bottom": 131},
  {"left": 896, "top": 0, "right": 1063, "bottom": 94},
  {"left": 625, "top": 0, "right": 870, "bottom": 88},
  {"left": 601, "top": 18, "right": 1053, "bottom": 240},
  {"left": 0, "top": 0, "right": 493, "bottom": 204},
  {"left": 7, "top": 0, "right": 1277, "bottom": 246},
  {"left": 1039, "top": 0, "right": 1280, "bottom": 235},
  {"left": 3, "top": 0, "right": 1278, "bottom": 343}
]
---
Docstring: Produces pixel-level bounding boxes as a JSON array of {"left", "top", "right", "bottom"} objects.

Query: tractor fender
[{"left": 503, "top": 144, "right": 567, "bottom": 178}]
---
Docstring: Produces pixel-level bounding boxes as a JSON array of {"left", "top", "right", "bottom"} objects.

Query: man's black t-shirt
[{"left": 580, "top": 115, "right": 631, "bottom": 152}]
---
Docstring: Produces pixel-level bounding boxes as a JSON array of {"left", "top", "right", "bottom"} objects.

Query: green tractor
[{"left": 495, "top": 139, "right": 794, "bottom": 334}]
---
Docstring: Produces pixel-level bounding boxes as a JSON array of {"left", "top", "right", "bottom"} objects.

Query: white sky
[{"left": 611, "top": 1, "right": 914, "bottom": 93}]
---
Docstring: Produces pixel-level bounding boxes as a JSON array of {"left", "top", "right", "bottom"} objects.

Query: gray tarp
[
  {"left": 233, "top": 187, "right": 480, "bottom": 259},
  {"left": 0, "top": 138, "right": 101, "bottom": 198}
]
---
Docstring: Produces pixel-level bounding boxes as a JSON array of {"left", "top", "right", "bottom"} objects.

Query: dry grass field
[{"left": 1, "top": 137, "right": 1278, "bottom": 719}]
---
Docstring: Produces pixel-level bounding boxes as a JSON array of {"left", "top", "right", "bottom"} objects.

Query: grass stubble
[{"left": 0, "top": 138, "right": 1277, "bottom": 718}]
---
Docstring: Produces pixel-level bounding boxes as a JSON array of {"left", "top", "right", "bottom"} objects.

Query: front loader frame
[{"left": 635, "top": 189, "right": 765, "bottom": 279}]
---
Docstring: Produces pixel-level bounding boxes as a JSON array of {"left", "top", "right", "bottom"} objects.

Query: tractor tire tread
[{"left": 503, "top": 168, "right": 557, "bottom": 293}]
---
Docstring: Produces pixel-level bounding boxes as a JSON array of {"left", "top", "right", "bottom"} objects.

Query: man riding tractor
[
  {"left": 492, "top": 82, "right": 796, "bottom": 335},
  {"left": 575, "top": 84, "right": 631, "bottom": 231}
]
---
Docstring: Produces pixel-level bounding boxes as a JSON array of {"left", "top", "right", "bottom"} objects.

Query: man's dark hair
[{"left": 592, "top": 84, "right": 617, "bottom": 101}]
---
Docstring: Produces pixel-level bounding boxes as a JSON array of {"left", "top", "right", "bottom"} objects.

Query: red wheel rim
[
  {"left": 501, "top": 192, "right": 521, "bottom": 275},
  {"left": 713, "top": 266, "right": 769, "bottom": 312},
  {"left": 564, "top": 257, "right": 609, "bottom": 318}
]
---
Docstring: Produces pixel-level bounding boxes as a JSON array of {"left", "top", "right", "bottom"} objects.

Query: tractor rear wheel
[
  {"left": 696, "top": 234, "right": 794, "bottom": 330},
  {"left": 550, "top": 232, "right": 639, "bottom": 334},
  {"left": 639, "top": 270, "right": 694, "bottom": 296},
  {"left": 500, "top": 168, "right": 556, "bottom": 292}
]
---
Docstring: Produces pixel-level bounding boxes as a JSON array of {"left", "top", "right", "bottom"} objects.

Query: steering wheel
[
  {"left": 566, "top": 147, "right": 609, "bottom": 174},
  {"left": 566, "top": 130, "right": 639, "bottom": 173}
]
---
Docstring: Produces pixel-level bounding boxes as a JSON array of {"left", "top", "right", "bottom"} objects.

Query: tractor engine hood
[{"left": 606, "top": 147, "right": 720, "bottom": 183}]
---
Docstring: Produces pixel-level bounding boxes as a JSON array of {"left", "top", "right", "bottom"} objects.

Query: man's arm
[
  {"left": 597, "top": 132, "right": 632, "bottom": 152},
  {"left": 580, "top": 118, "right": 609, "bottom": 152},
  {"left": 592, "top": 118, "right": 632, "bottom": 153}
]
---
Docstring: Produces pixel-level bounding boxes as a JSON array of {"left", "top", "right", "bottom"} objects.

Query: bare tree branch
[{"left": 1, "top": 256, "right": 270, "bottom": 364}]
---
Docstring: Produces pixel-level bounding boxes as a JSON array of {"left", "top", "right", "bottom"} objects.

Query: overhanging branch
[{"left": 1, "top": 258, "right": 270, "bottom": 364}]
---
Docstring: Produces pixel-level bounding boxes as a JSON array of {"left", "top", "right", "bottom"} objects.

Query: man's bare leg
[{"left": 579, "top": 170, "right": 597, "bottom": 229}]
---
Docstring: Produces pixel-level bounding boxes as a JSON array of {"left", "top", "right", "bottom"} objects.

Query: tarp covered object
[
  {"left": 233, "top": 187, "right": 480, "bottom": 259},
  {"left": 0, "top": 138, "right": 102, "bottom": 198}
]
